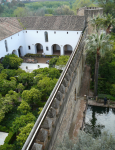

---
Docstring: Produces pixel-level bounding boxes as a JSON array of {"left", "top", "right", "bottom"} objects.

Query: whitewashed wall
[
  {"left": 24, "top": 30, "right": 82, "bottom": 55},
  {"left": 0, "top": 31, "right": 26, "bottom": 58},
  {"left": 0, "top": 30, "right": 82, "bottom": 58}
]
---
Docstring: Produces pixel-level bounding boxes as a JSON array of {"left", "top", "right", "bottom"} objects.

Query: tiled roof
[
  {"left": 0, "top": 17, "right": 23, "bottom": 41},
  {"left": 0, "top": 16, "right": 85, "bottom": 41},
  {"left": 18, "top": 16, "right": 85, "bottom": 31}
]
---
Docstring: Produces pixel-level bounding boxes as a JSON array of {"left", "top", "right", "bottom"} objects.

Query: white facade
[{"left": 0, "top": 30, "right": 82, "bottom": 58}]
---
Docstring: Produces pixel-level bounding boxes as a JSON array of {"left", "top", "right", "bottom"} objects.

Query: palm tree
[
  {"left": 86, "top": 33, "right": 113, "bottom": 96},
  {"left": 102, "top": 13, "right": 115, "bottom": 34},
  {"left": 89, "top": 15, "right": 103, "bottom": 33}
]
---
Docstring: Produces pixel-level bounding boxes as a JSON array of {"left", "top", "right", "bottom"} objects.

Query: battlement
[{"left": 77, "top": 7, "right": 103, "bottom": 21}]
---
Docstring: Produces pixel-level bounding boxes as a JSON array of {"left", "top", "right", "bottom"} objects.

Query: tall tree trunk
[
  {"left": 106, "top": 25, "right": 111, "bottom": 34},
  {"left": 94, "top": 54, "right": 100, "bottom": 96}
]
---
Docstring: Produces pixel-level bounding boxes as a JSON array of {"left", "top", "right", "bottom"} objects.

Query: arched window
[
  {"left": 44, "top": 31, "right": 48, "bottom": 42},
  {"left": 5, "top": 40, "right": 8, "bottom": 52}
]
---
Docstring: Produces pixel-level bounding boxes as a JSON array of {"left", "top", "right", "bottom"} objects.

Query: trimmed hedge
[
  {"left": 4, "top": 132, "right": 15, "bottom": 144},
  {"left": 0, "top": 144, "right": 14, "bottom": 150},
  {"left": 98, "top": 94, "right": 115, "bottom": 101},
  {"left": 24, "top": 53, "right": 59, "bottom": 58}
]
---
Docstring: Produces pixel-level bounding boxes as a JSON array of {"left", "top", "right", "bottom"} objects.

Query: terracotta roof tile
[
  {"left": 18, "top": 16, "right": 85, "bottom": 31},
  {"left": 0, "top": 16, "right": 85, "bottom": 41}
]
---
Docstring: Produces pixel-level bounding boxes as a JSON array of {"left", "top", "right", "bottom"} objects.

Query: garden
[{"left": 0, "top": 54, "right": 69, "bottom": 150}]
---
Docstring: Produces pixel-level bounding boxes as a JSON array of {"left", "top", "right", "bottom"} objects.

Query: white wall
[
  {"left": 24, "top": 30, "right": 82, "bottom": 55},
  {"left": 0, "top": 31, "right": 26, "bottom": 58},
  {"left": 0, "top": 30, "right": 82, "bottom": 58}
]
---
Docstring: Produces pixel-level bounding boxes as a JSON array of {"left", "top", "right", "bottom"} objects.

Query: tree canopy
[{"left": 2, "top": 54, "right": 23, "bottom": 69}]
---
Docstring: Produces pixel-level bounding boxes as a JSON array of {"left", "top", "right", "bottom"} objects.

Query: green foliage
[
  {"left": 17, "top": 83, "right": 24, "bottom": 93},
  {"left": 98, "top": 94, "right": 115, "bottom": 101},
  {"left": 38, "top": 107, "right": 43, "bottom": 115},
  {"left": 2, "top": 54, "right": 23, "bottom": 69},
  {"left": 17, "top": 100, "right": 31, "bottom": 114},
  {"left": 97, "top": 78, "right": 111, "bottom": 94},
  {"left": 16, "top": 123, "right": 34, "bottom": 148},
  {"left": 32, "top": 67, "right": 60, "bottom": 79},
  {"left": 99, "top": 61, "right": 115, "bottom": 84},
  {"left": 0, "top": 144, "right": 14, "bottom": 150},
  {"left": 110, "top": 84, "right": 115, "bottom": 96},
  {"left": 53, "top": 5, "right": 74, "bottom": 15},
  {"left": 0, "top": 96, "right": 13, "bottom": 122},
  {"left": 11, "top": 113, "right": 36, "bottom": 133},
  {"left": 18, "top": 72, "right": 34, "bottom": 85},
  {"left": 48, "top": 68, "right": 60, "bottom": 79},
  {"left": 57, "top": 131, "right": 115, "bottom": 150},
  {"left": 0, "top": 125, "right": 9, "bottom": 132},
  {"left": 0, "top": 79, "right": 16, "bottom": 95},
  {"left": 33, "top": 74, "right": 45, "bottom": 84},
  {"left": 4, "top": 132, "right": 15, "bottom": 144},
  {"left": 49, "top": 57, "right": 58, "bottom": 68},
  {"left": 0, "top": 73, "right": 7, "bottom": 79},
  {"left": 24, "top": 53, "right": 59, "bottom": 58},
  {"left": 0, "top": 105, "right": 21, "bottom": 130},
  {"left": 1, "top": 69, "right": 17, "bottom": 80},
  {"left": 14, "top": 7, "right": 27, "bottom": 17},
  {"left": 37, "top": 77, "right": 57, "bottom": 101},
  {"left": 73, "top": 0, "right": 96, "bottom": 11},
  {"left": 0, "top": 63, "right": 4, "bottom": 73},
  {"left": 16, "top": 68, "right": 26, "bottom": 75},
  {"left": 22, "top": 88, "right": 41, "bottom": 105},
  {"left": 56, "top": 55, "right": 69, "bottom": 69},
  {"left": 5, "top": 90, "right": 19, "bottom": 103}
]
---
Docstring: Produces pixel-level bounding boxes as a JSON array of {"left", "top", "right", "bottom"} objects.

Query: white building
[{"left": 0, "top": 16, "right": 85, "bottom": 58}]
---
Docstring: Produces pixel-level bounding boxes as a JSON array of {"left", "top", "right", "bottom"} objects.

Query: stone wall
[
  {"left": 28, "top": 31, "right": 86, "bottom": 150},
  {"left": 77, "top": 7, "right": 86, "bottom": 16}
]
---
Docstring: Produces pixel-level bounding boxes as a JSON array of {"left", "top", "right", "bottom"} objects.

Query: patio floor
[{"left": 0, "top": 132, "right": 8, "bottom": 145}]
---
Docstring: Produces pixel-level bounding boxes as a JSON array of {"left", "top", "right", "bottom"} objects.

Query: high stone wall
[{"left": 22, "top": 30, "right": 86, "bottom": 150}]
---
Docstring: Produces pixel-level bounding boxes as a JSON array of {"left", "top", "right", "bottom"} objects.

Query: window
[
  {"left": 46, "top": 47, "right": 49, "bottom": 51},
  {"left": 5, "top": 40, "right": 8, "bottom": 52},
  {"left": 44, "top": 31, "right": 48, "bottom": 42},
  {"left": 28, "top": 46, "right": 31, "bottom": 50}
]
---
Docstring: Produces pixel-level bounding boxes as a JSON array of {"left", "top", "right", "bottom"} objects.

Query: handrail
[{"left": 22, "top": 32, "right": 84, "bottom": 150}]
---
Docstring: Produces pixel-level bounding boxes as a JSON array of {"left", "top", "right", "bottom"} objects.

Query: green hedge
[
  {"left": 24, "top": 53, "right": 59, "bottom": 58},
  {"left": 98, "top": 94, "right": 115, "bottom": 101},
  {"left": 4, "top": 132, "right": 15, "bottom": 144},
  {"left": 0, "top": 125, "right": 9, "bottom": 132},
  {"left": 0, "top": 144, "right": 14, "bottom": 150}
]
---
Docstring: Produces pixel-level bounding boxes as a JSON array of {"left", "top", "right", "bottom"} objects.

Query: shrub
[
  {"left": 0, "top": 144, "right": 14, "bottom": 150},
  {"left": 56, "top": 131, "right": 115, "bottom": 150},
  {"left": 24, "top": 53, "right": 59, "bottom": 58},
  {"left": 98, "top": 94, "right": 115, "bottom": 101},
  {"left": 4, "top": 132, "right": 15, "bottom": 144},
  {"left": 16, "top": 123, "right": 34, "bottom": 148},
  {"left": 110, "top": 84, "right": 115, "bottom": 96},
  {"left": 0, "top": 125, "right": 9, "bottom": 132}
]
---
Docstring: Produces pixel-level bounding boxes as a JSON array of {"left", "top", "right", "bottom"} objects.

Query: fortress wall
[{"left": 29, "top": 31, "right": 86, "bottom": 150}]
